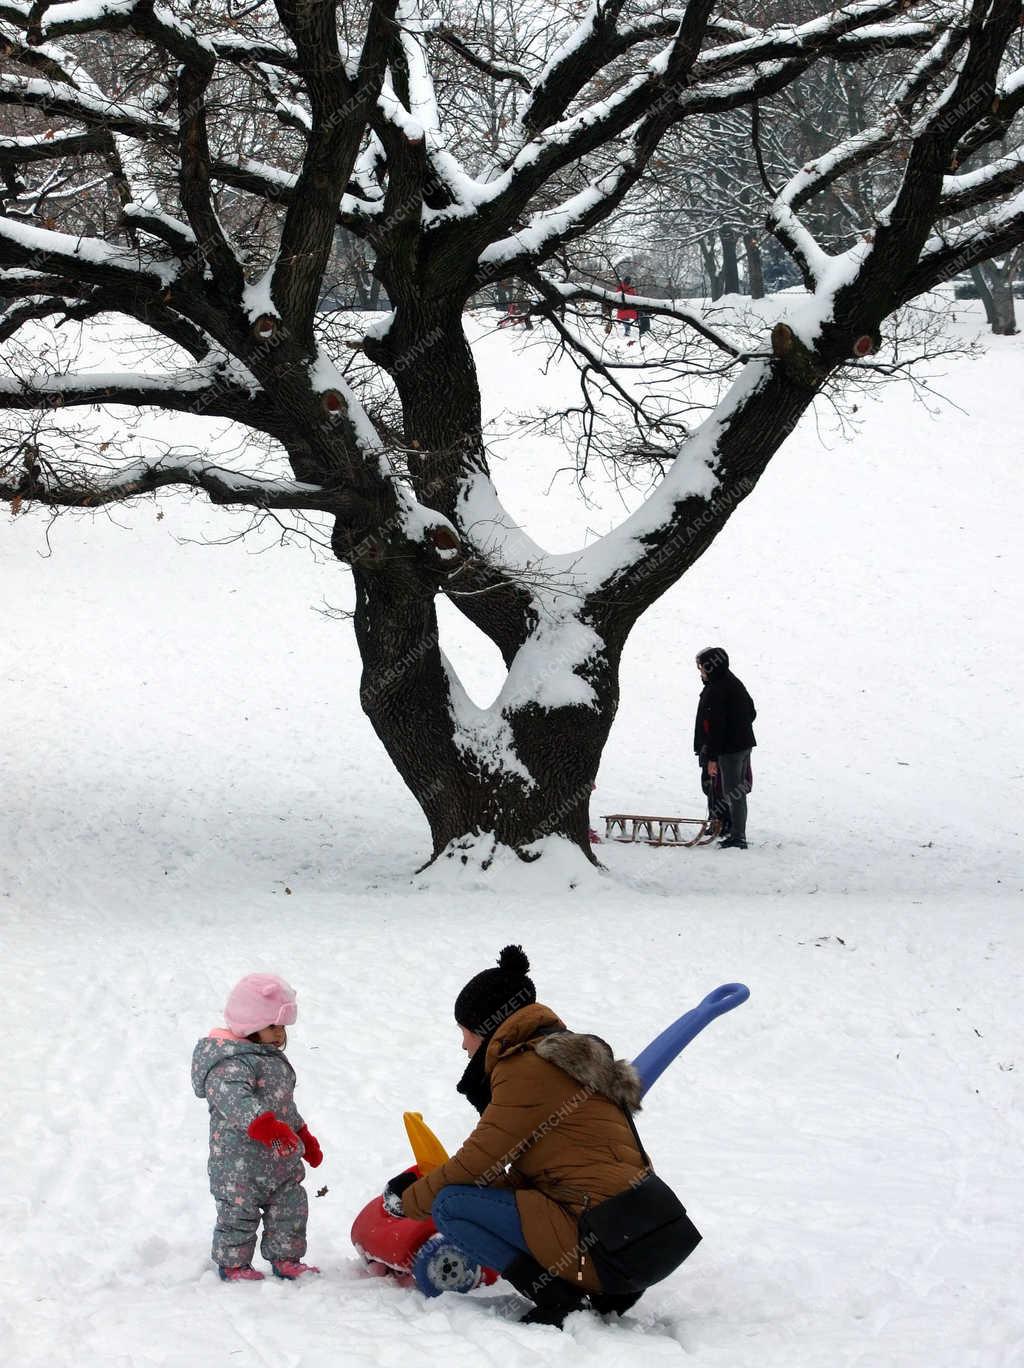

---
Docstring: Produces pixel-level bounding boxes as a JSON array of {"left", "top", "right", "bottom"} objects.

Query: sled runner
[
  {"left": 602, "top": 812, "right": 721, "bottom": 846},
  {"left": 350, "top": 984, "right": 749, "bottom": 1295}
]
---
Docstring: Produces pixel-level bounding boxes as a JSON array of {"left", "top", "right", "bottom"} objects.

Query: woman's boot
[
  {"left": 589, "top": 1290, "right": 643, "bottom": 1316},
  {"left": 502, "top": 1251, "right": 587, "bottom": 1328}
]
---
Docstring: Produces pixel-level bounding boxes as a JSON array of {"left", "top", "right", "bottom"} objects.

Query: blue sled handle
[{"left": 632, "top": 982, "right": 750, "bottom": 1096}]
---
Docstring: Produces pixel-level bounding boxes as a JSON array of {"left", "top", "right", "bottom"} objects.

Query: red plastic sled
[
  {"left": 351, "top": 1165, "right": 433, "bottom": 1275},
  {"left": 351, "top": 1162, "right": 499, "bottom": 1288}
]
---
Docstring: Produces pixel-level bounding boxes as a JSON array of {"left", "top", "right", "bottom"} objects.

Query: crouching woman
[{"left": 386, "top": 946, "right": 658, "bottom": 1327}]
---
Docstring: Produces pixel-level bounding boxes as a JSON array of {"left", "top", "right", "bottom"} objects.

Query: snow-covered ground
[{"left": 2, "top": 303, "right": 1022, "bottom": 1367}]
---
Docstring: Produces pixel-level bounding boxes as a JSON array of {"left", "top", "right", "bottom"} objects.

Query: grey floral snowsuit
[{"left": 191, "top": 1031, "right": 309, "bottom": 1268}]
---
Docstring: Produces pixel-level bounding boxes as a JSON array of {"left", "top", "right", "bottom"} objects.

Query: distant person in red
[
  {"left": 616, "top": 276, "right": 638, "bottom": 336},
  {"left": 498, "top": 295, "right": 534, "bottom": 330}
]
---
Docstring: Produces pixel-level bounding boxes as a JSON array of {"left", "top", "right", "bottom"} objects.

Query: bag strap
[{"left": 620, "top": 1104, "right": 652, "bottom": 1168}]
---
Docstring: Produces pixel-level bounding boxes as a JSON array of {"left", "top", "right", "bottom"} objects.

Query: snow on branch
[
  {"left": 766, "top": 23, "right": 976, "bottom": 291},
  {"left": 395, "top": 0, "right": 440, "bottom": 136},
  {"left": 0, "top": 295, "right": 68, "bottom": 339},
  {"left": 203, "top": 32, "right": 300, "bottom": 72},
  {"left": 0, "top": 67, "right": 375, "bottom": 230},
  {"left": 452, "top": 0, "right": 943, "bottom": 266},
  {"left": 0, "top": 127, "right": 106, "bottom": 164},
  {"left": 692, "top": 0, "right": 925, "bottom": 82},
  {"left": 0, "top": 69, "right": 163, "bottom": 139},
  {"left": 956, "top": 62, "right": 1024, "bottom": 162},
  {"left": 827, "top": 0, "right": 1023, "bottom": 331},
  {"left": 249, "top": 60, "right": 313, "bottom": 135},
  {"left": 560, "top": 359, "right": 773, "bottom": 597},
  {"left": 902, "top": 185, "right": 1024, "bottom": 298},
  {"left": 0, "top": 448, "right": 341, "bottom": 512},
  {"left": 940, "top": 145, "right": 1024, "bottom": 217},
  {"left": 521, "top": 0, "right": 612, "bottom": 135},
  {"left": 0, "top": 363, "right": 285, "bottom": 427},
  {"left": 476, "top": 153, "right": 641, "bottom": 274},
  {"left": 0, "top": 214, "right": 175, "bottom": 285}
]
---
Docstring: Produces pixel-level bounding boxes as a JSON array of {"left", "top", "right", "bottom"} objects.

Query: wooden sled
[{"left": 603, "top": 812, "right": 721, "bottom": 847}]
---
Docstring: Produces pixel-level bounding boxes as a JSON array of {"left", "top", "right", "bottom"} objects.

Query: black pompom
[
  {"left": 455, "top": 945, "right": 536, "bottom": 1034},
  {"left": 498, "top": 944, "right": 530, "bottom": 975}
]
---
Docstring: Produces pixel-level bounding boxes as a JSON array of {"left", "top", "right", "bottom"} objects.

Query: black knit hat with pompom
[{"left": 454, "top": 945, "right": 536, "bottom": 1037}]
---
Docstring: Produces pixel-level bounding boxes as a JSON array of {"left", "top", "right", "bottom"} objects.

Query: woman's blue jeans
[{"left": 431, "top": 1185, "right": 529, "bottom": 1272}]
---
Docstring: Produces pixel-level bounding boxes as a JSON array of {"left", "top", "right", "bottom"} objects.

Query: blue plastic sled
[{"left": 633, "top": 982, "right": 750, "bottom": 1095}]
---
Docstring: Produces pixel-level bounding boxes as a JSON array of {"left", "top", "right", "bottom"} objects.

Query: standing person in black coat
[{"left": 693, "top": 646, "right": 757, "bottom": 849}]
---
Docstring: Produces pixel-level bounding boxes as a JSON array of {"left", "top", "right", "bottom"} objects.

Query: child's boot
[
  {"left": 271, "top": 1260, "right": 321, "bottom": 1280},
  {"left": 218, "top": 1265, "right": 265, "bottom": 1282}
]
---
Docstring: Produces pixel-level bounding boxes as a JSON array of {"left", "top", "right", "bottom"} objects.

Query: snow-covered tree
[{"left": 2, "top": 0, "right": 1023, "bottom": 866}]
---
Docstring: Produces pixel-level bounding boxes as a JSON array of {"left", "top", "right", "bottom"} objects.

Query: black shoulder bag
[{"left": 578, "top": 1108, "right": 702, "bottom": 1295}]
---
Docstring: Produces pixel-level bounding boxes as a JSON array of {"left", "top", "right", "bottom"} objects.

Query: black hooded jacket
[{"left": 694, "top": 663, "right": 757, "bottom": 760}]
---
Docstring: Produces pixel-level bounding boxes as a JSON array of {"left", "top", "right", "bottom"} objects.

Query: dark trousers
[
  {"left": 717, "top": 748, "right": 752, "bottom": 841},
  {"left": 702, "top": 761, "right": 730, "bottom": 831}
]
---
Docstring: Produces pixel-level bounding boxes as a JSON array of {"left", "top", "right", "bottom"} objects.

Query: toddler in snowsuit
[{"left": 191, "top": 972, "right": 323, "bottom": 1282}]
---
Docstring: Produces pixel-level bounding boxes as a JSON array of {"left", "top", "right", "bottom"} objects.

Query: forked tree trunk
[
  {"left": 356, "top": 297, "right": 616, "bottom": 864},
  {"left": 352, "top": 555, "right": 617, "bottom": 863},
  {"left": 351, "top": 303, "right": 834, "bottom": 866}
]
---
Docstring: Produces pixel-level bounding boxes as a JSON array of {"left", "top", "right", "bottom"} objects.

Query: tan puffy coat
[{"left": 402, "top": 1003, "right": 646, "bottom": 1291}]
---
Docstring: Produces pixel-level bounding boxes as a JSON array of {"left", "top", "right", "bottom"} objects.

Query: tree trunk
[
  {"left": 719, "top": 227, "right": 740, "bottom": 295},
  {"left": 356, "top": 297, "right": 612, "bottom": 864},
  {"left": 350, "top": 270, "right": 371, "bottom": 310},
  {"left": 975, "top": 261, "right": 1018, "bottom": 335},
  {"left": 699, "top": 237, "right": 723, "bottom": 300},
  {"left": 744, "top": 233, "right": 765, "bottom": 299},
  {"left": 382, "top": 305, "right": 484, "bottom": 466},
  {"left": 971, "top": 264, "right": 1001, "bottom": 330},
  {"left": 364, "top": 296, "right": 533, "bottom": 660},
  {"left": 351, "top": 554, "right": 614, "bottom": 864}
]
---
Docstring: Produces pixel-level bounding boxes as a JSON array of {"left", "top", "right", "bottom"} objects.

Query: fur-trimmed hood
[
  {"left": 486, "top": 1002, "right": 643, "bottom": 1113},
  {"left": 534, "top": 1031, "right": 644, "bottom": 1113}
]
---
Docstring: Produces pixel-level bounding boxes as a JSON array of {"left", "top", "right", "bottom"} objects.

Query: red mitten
[
  {"left": 248, "top": 1110, "right": 300, "bottom": 1156},
  {"left": 297, "top": 1124, "right": 323, "bottom": 1168}
]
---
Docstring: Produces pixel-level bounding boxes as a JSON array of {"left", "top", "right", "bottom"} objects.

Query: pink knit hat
[{"left": 224, "top": 973, "right": 298, "bottom": 1036}]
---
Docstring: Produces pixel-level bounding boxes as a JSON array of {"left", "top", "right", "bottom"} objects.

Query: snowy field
[{"left": 2, "top": 302, "right": 1022, "bottom": 1367}]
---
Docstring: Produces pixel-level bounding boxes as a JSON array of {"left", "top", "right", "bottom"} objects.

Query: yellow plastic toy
[{"left": 403, "top": 1111, "right": 449, "bottom": 1172}]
